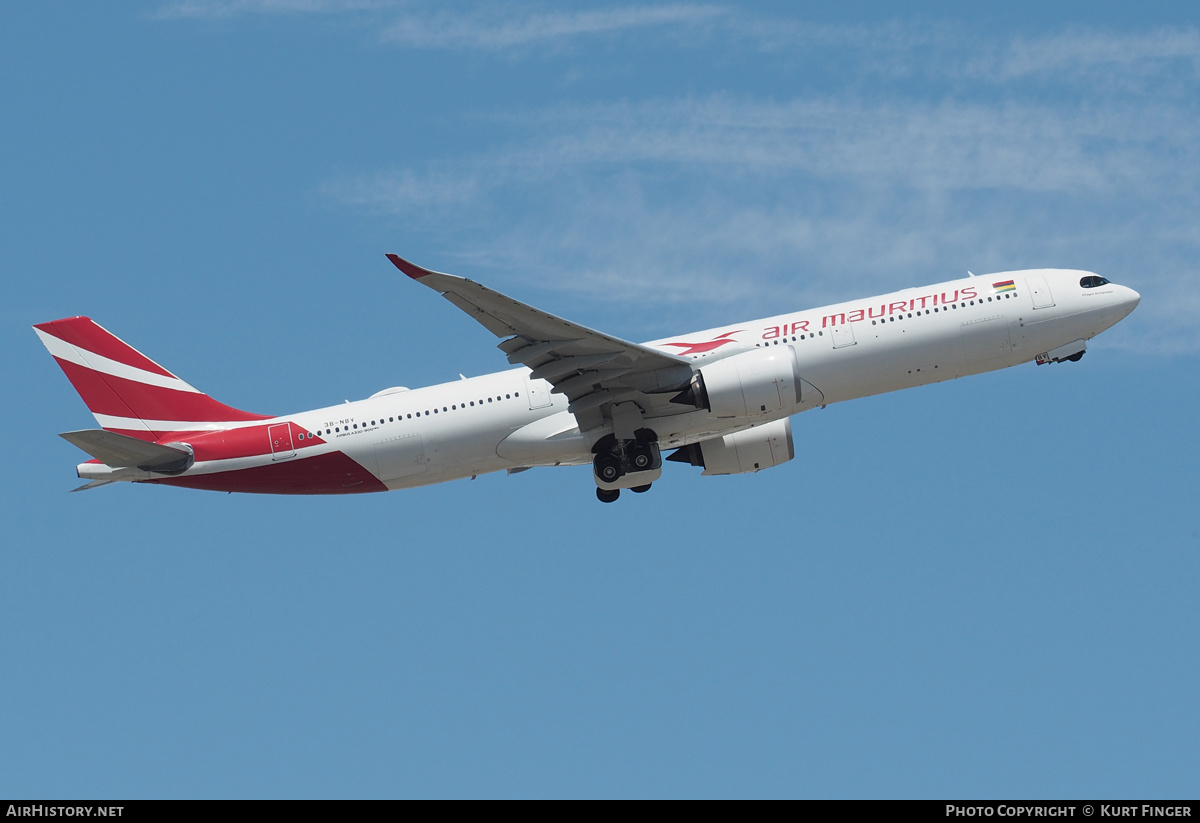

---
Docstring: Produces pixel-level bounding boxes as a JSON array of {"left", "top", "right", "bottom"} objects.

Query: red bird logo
[{"left": 662, "top": 331, "right": 743, "bottom": 355}]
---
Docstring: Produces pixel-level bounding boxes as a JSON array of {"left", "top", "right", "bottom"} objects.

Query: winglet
[{"left": 386, "top": 253, "right": 435, "bottom": 280}]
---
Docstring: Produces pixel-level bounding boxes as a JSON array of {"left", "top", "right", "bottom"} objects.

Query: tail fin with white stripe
[{"left": 34, "top": 317, "right": 269, "bottom": 440}]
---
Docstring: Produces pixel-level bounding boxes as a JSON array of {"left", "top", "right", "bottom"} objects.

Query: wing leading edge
[{"left": 386, "top": 254, "right": 695, "bottom": 432}]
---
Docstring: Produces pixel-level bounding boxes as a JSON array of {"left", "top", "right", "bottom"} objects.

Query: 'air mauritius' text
[{"left": 762, "top": 286, "right": 980, "bottom": 340}]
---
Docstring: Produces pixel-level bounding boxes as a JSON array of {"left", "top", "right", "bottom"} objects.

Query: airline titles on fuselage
[{"left": 759, "top": 285, "right": 997, "bottom": 340}]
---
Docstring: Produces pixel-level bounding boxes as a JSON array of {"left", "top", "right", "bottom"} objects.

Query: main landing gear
[{"left": 591, "top": 429, "right": 662, "bottom": 503}]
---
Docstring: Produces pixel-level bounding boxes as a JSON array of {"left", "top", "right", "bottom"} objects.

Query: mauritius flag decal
[{"left": 992, "top": 279, "right": 1016, "bottom": 293}]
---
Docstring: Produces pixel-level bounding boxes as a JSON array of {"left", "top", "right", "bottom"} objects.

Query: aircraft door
[
  {"left": 269, "top": 423, "right": 295, "bottom": 460},
  {"left": 830, "top": 323, "right": 856, "bottom": 349},
  {"left": 1026, "top": 275, "right": 1055, "bottom": 309}
]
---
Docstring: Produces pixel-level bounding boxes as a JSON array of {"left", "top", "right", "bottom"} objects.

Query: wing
[{"left": 387, "top": 254, "right": 695, "bottom": 432}]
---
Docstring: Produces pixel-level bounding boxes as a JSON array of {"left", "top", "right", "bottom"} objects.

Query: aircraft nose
[{"left": 1121, "top": 285, "right": 1141, "bottom": 315}]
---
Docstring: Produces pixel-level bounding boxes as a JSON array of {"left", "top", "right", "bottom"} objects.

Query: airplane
[{"left": 35, "top": 256, "right": 1140, "bottom": 502}]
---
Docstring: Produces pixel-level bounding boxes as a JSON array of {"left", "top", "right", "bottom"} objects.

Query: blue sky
[{"left": 2, "top": 1, "right": 1198, "bottom": 798}]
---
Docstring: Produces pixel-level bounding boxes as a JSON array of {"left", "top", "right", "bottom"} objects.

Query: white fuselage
[{"left": 75, "top": 268, "right": 1139, "bottom": 492}]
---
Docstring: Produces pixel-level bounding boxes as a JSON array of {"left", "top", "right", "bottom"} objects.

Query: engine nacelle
[
  {"left": 668, "top": 418, "right": 794, "bottom": 475},
  {"left": 685, "top": 347, "right": 802, "bottom": 419}
]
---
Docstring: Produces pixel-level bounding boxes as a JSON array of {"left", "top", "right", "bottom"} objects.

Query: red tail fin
[{"left": 35, "top": 317, "right": 269, "bottom": 440}]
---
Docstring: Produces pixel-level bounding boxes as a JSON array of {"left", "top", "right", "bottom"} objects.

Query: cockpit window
[{"left": 1080, "top": 275, "right": 1110, "bottom": 288}]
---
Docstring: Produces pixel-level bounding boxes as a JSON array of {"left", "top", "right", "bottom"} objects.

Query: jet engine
[
  {"left": 674, "top": 347, "right": 802, "bottom": 419},
  {"left": 667, "top": 418, "right": 794, "bottom": 475}
]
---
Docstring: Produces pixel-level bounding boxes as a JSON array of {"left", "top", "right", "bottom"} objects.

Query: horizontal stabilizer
[{"left": 59, "top": 429, "right": 194, "bottom": 473}]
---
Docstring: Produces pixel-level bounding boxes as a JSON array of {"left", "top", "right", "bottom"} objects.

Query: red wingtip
[{"left": 386, "top": 253, "right": 434, "bottom": 280}]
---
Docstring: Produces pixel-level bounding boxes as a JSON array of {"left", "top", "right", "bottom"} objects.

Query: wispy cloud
[
  {"left": 156, "top": 5, "right": 1200, "bottom": 351},
  {"left": 975, "top": 27, "right": 1200, "bottom": 82},
  {"left": 320, "top": 167, "right": 482, "bottom": 212},
  {"left": 330, "top": 95, "right": 1199, "bottom": 199},
  {"left": 323, "top": 84, "right": 1200, "bottom": 349},
  {"left": 381, "top": 4, "right": 727, "bottom": 51},
  {"left": 153, "top": 0, "right": 730, "bottom": 45},
  {"left": 153, "top": 3, "right": 1200, "bottom": 95}
]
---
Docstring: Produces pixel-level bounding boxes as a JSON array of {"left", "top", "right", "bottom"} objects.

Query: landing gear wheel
[
  {"left": 596, "top": 488, "right": 620, "bottom": 503},
  {"left": 630, "top": 445, "right": 652, "bottom": 471},
  {"left": 593, "top": 454, "right": 622, "bottom": 483},
  {"left": 1067, "top": 352, "right": 1084, "bottom": 362},
  {"left": 631, "top": 484, "right": 652, "bottom": 493}
]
